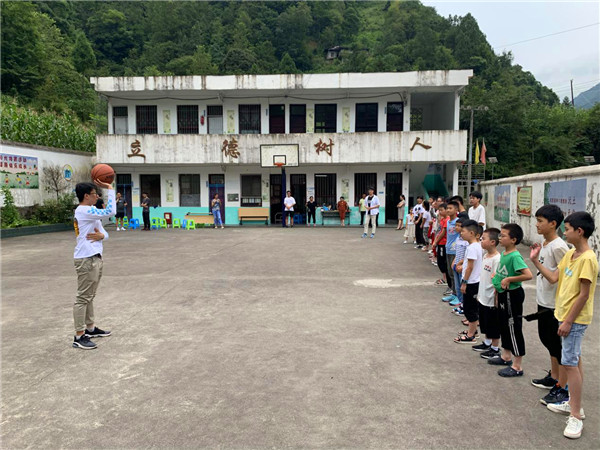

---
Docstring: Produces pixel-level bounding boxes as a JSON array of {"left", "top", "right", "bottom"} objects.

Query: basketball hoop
[{"left": 274, "top": 162, "right": 285, "bottom": 169}]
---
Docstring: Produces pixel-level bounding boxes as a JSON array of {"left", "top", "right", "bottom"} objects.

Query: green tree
[
  {"left": 86, "top": 8, "right": 134, "bottom": 63},
  {"left": 72, "top": 31, "right": 96, "bottom": 74},
  {"left": 279, "top": 52, "right": 298, "bottom": 74}
]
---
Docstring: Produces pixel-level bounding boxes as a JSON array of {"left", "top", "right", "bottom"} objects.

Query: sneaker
[
  {"left": 448, "top": 297, "right": 461, "bottom": 306},
  {"left": 547, "top": 401, "right": 585, "bottom": 419},
  {"left": 453, "top": 309, "right": 465, "bottom": 317},
  {"left": 362, "top": 233, "right": 367, "bottom": 238},
  {"left": 480, "top": 348, "right": 500, "bottom": 359},
  {"left": 403, "top": 240, "right": 408, "bottom": 244},
  {"left": 85, "top": 326, "right": 111, "bottom": 338},
  {"left": 414, "top": 245, "right": 422, "bottom": 249},
  {"left": 370, "top": 234, "right": 375, "bottom": 238},
  {"left": 487, "top": 356, "right": 512, "bottom": 366},
  {"left": 443, "top": 288, "right": 452, "bottom": 296},
  {"left": 498, "top": 366, "right": 524, "bottom": 377},
  {"left": 564, "top": 416, "right": 583, "bottom": 439},
  {"left": 221, "top": 226, "right": 225, "bottom": 229},
  {"left": 531, "top": 371, "right": 557, "bottom": 389},
  {"left": 442, "top": 294, "right": 457, "bottom": 302},
  {"left": 73, "top": 335, "right": 97, "bottom": 350},
  {"left": 117, "top": 227, "right": 121, "bottom": 231},
  {"left": 472, "top": 342, "right": 491, "bottom": 352},
  {"left": 541, "top": 386, "right": 569, "bottom": 405}
]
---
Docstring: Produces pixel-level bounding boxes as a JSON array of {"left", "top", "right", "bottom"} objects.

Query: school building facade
[{"left": 91, "top": 71, "right": 472, "bottom": 225}]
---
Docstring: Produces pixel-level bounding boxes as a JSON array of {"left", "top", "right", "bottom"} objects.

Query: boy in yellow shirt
[{"left": 530, "top": 211, "right": 597, "bottom": 439}]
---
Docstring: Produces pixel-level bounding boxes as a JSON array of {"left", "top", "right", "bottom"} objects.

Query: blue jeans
[
  {"left": 212, "top": 209, "right": 222, "bottom": 226},
  {"left": 560, "top": 322, "right": 588, "bottom": 366},
  {"left": 453, "top": 267, "right": 463, "bottom": 302}
]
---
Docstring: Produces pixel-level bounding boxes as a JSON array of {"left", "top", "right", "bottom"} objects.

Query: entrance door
[
  {"left": 140, "top": 174, "right": 161, "bottom": 208},
  {"left": 290, "top": 174, "right": 306, "bottom": 224},
  {"left": 116, "top": 173, "right": 133, "bottom": 218},
  {"left": 385, "top": 172, "right": 403, "bottom": 223},
  {"left": 209, "top": 174, "right": 225, "bottom": 222},
  {"left": 270, "top": 174, "right": 282, "bottom": 224}
]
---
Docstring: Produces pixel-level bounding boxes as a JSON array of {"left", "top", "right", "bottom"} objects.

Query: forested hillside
[{"left": 1, "top": 0, "right": 598, "bottom": 173}]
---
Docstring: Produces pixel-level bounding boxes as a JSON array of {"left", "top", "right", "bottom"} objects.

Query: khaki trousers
[
  {"left": 73, "top": 255, "right": 103, "bottom": 333},
  {"left": 363, "top": 214, "right": 377, "bottom": 235}
]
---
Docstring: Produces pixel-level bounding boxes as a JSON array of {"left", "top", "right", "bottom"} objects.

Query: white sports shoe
[
  {"left": 547, "top": 401, "right": 585, "bottom": 419},
  {"left": 564, "top": 416, "right": 583, "bottom": 439},
  {"left": 117, "top": 227, "right": 121, "bottom": 231}
]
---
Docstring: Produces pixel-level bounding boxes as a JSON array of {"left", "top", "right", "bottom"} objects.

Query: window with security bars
[
  {"left": 314, "top": 173, "right": 336, "bottom": 207},
  {"left": 207, "top": 105, "right": 223, "bottom": 134},
  {"left": 269, "top": 105, "right": 285, "bottom": 134},
  {"left": 355, "top": 103, "right": 378, "bottom": 132},
  {"left": 136, "top": 105, "right": 158, "bottom": 134},
  {"left": 386, "top": 102, "right": 404, "bottom": 131},
  {"left": 239, "top": 105, "right": 261, "bottom": 134},
  {"left": 177, "top": 105, "right": 199, "bottom": 134},
  {"left": 410, "top": 107, "right": 423, "bottom": 131},
  {"left": 354, "top": 173, "right": 377, "bottom": 205},
  {"left": 315, "top": 104, "right": 337, "bottom": 133},
  {"left": 241, "top": 174, "right": 262, "bottom": 206},
  {"left": 179, "top": 174, "right": 201, "bottom": 206},
  {"left": 289, "top": 104, "right": 306, "bottom": 133}
]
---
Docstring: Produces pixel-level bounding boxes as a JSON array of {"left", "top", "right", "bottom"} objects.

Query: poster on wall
[
  {"left": 517, "top": 186, "right": 532, "bottom": 216},
  {"left": 1, "top": 153, "right": 39, "bottom": 189},
  {"left": 544, "top": 178, "right": 587, "bottom": 217},
  {"left": 494, "top": 185, "right": 510, "bottom": 222}
]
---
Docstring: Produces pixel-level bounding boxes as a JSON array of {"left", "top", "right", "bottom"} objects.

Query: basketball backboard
[{"left": 260, "top": 144, "right": 299, "bottom": 168}]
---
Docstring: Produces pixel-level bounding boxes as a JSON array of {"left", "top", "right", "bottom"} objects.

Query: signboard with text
[
  {"left": 517, "top": 186, "right": 532, "bottom": 216},
  {"left": 494, "top": 185, "right": 511, "bottom": 222},
  {"left": 544, "top": 179, "right": 587, "bottom": 218}
]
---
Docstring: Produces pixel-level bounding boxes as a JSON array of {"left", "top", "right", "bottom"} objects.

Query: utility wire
[{"left": 495, "top": 22, "right": 599, "bottom": 48}]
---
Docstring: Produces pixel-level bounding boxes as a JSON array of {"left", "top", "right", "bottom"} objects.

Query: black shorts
[
  {"left": 498, "top": 287, "right": 526, "bottom": 357},
  {"left": 285, "top": 211, "right": 294, "bottom": 217},
  {"left": 537, "top": 305, "right": 562, "bottom": 363},
  {"left": 115, "top": 212, "right": 125, "bottom": 219},
  {"left": 478, "top": 303, "right": 501, "bottom": 339},
  {"left": 436, "top": 245, "right": 447, "bottom": 274},
  {"left": 463, "top": 283, "right": 479, "bottom": 323}
]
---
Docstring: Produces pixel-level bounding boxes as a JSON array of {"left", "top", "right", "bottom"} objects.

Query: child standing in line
[
  {"left": 432, "top": 203, "right": 450, "bottom": 288},
  {"left": 403, "top": 211, "right": 415, "bottom": 244},
  {"left": 532, "top": 212, "right": 597, "bottom": 439},
  {"left": 454, "top": 220, "right": 483, "bottom": 343},
  {"left": 489, "top": 223, "right": 533, "bottom": 377},
  {"left": 472, "top": 228, "right": 502, "bottom": 359},
  {"left": 449, "top": 218, "right": 468, "bottom": 310},
  {"left": 442, "top": 201, "right": 459, "bottom": 302},
  {"left": 529, "top": 205, "right": 570, "bottom": 406}
]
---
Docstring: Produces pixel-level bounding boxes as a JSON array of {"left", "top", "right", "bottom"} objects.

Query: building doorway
[
  {"left": 270, "top": 174, "right": 282, "bottom": 224},
  {"left": 385, "top": 172, "right": 403, "bottom": 223},
  {"left": 116, "top": 173, "right": 133, "bottom": 218},
  {"left": 139, "top": 174, "right": 161, "bottom": 208},
  {"left": 290, "top": 174, "right": 306, "bottom": 224},
  {"left": 209, "top": 174, "right": 225, "bottom": 223}
]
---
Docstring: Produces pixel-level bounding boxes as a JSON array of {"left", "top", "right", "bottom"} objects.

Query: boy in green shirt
[{"left": 490, "top": 223, "right": 533, "bottom": 377}]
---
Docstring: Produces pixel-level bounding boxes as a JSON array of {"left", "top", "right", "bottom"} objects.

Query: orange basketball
[{"left": 91, "top": 164, "right": 115, "bottom": 184}]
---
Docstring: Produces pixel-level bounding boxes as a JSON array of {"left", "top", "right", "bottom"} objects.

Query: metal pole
[
  {"left": 281, "top": 167, "right": 286, "bottom": 228},
  {"left": 467, "top": 108, "right": 474, "bottom": 197},
  {"left": 570, "top": 79, "right": 575, "bottom": 107}
]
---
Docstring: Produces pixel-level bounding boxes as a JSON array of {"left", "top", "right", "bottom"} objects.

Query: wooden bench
[
  {"left": 321, "top": 209, "right": 351, "bottom": 226},
  {"left": 238, "top": 207, "right": 269, "bottom": 225},
  {"left": 184, "top": 213, "right": 214, "bottom": 226}
]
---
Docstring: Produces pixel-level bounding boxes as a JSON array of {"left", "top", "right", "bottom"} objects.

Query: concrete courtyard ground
[{"left": 2, "top": 226, "right": 599, "bottom": 449}]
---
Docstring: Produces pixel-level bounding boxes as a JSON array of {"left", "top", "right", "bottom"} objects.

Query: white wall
[
  {"left": 0, "top": 141, "right": 95, "bottom": 207},
  {"left": 480, "top": 166, "right": 600, "bottom": 259}
]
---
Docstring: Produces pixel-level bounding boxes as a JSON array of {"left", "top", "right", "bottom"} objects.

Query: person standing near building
[
  {"left": 141, "top": 192, "right": 151, "bottom": 230},
  {"left": 211, "top": 193, "right": 224, "bottom": 229},
  {"left": 359, "top": 193, "right": 367, "bottom": 226},
  {"left": 95, "top": 192, "right": 105, "bottom": 210},
  {"left": 337, "top": 196, "right": 349, "bottom": 227},
  {"left": 362, "top": 187, "right": 380, "bottom": 238},
  {"left": 115, "top": 192, "right": 127, "bottom": 231},
  {"left": 396, "top": 194, "right": 406, "bottom": 230},
  {"left": 284, "top": 191, "right": 296, "bottom": 228},
  {"left": 413, "top": 196, "right": 425, "bottom": 248},
  {"left": 306, "top": 196, "right": 317, "bottom": 227},
  {"left": 468, "top": 191, "right": 486, "bottom": 229},
  {"left": 72, "top": 180, "right": 115, "bottom": 349}
]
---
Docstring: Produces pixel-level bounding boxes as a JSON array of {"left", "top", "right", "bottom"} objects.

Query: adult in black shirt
[
  {"left": 95, "top": 193, "right": 104, "bottom": 209},
  {"left": 306, "top": 196, "right": 317, "bottom": 227},
  {"left": 141, "top": 192, "right": 151, "bottom": 230}
]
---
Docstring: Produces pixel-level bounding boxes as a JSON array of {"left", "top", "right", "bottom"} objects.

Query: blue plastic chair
[
  {"left": 151, "top": 218, "right": 159, "bottom": 230},
  {"left": 129, "top": 218, "right": 140, "bottom": 230}
]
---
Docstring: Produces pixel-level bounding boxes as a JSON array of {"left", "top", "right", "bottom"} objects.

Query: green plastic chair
[
  {"left": 160, "top": 218, "right": 167, "bottom": 229},
  {"left": 122, "top": 216, "right": 129, "bottom": 228},
  {"left": 186, "top": 219, "right": 195, "bottom": 230},
  {"left": 172, "top": 218, "right": 181, "bottom": 229}
]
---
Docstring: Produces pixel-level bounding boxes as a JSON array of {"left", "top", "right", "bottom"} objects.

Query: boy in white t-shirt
[
  {"left": 468, "top": 191, "right": 486, "bottom": 229},
  {"left": 454, "top": 220, "right": 483, "bottom": 343},
  {"left": 472, "top": 228, "right": 502, "bottom": 358},
  {"left": 529, "top": 205, "right": 570, "bottom": 405},
  {"left": 362, "top": 187, "right": 380, "bottom": 238},
  {"left": 283, "top": 191, "right": 296, "bottom": 228}
]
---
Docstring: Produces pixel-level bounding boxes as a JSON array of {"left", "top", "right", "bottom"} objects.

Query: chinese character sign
[
  {"left": 517, "top": 186, "right": 532, "bottom": 216},
  {"left": 544, "top": 179, "right": 587, "bottom": 219},
  {"left": 314, "top": 138, "right": 334, "bottom": 156},
  {"left": 1, "top": 153, "right": 39, "bottom": 189},
  {"left": 494, "top": 185, "right": 510, "bottom": 222},
  {"left": 222, "top": 137, "right": 240, "bottom": 158}
]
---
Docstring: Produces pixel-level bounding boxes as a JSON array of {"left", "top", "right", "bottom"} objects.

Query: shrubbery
[{"left": 1, "top": 186, "right": 76, "bottom": 229}]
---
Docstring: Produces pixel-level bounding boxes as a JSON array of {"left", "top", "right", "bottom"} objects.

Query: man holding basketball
[{"left": 72, "top": 179, "right": 115, "bottom": 349}]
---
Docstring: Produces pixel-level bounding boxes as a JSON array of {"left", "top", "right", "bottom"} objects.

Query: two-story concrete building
[{"left": 91, "top": 70, "right": 472, "bottom": 225}]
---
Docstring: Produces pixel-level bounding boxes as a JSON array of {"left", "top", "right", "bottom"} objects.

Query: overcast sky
[{"left": 422, "top": 0, "right": 600, "bottom": 99}]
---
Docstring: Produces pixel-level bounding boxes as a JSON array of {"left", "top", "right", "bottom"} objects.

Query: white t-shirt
[
  {"left": 413, "top": 204, "right": 424, "bottom": 218},
  {"left": 536, "top": 237, "right": 570, "bottom": 308},
  {"left": 478, "top": 252, "right": 501, "bottom": 307},
  {"left": 284, "top": 196, "right": 296, "bottom": 211},
  {"left": 422, "top": 210, "right": 431, "bottom": 227},
  {"left": 74, "top": 190, "right": 115, "bottom": 259},
  {"left": 365, "top": 195, "right": 380, "bottom": 215},
  {"left": 468, "top": 204, "right": 486, "bottom": 229},
  {"left": 462, "top": 241, "right": 483, "bottom": 284}
]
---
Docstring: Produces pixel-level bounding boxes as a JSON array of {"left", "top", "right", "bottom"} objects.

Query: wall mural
[{"left": 1, "top": 153, "right": 39, "bottom": 189}]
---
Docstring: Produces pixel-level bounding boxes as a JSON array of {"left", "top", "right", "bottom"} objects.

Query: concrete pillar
[
  {"left": 403, "top": 165, "right": 410, "bottom": 202},
  {"left": 403, "top": 93, "right": 411, "bottom": 131},
  {"left": 451, "top": 163, "right": 459, "bottom": 195},
  {"left": 107, "top": 99, "right": 113, "bottom": 134}
]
